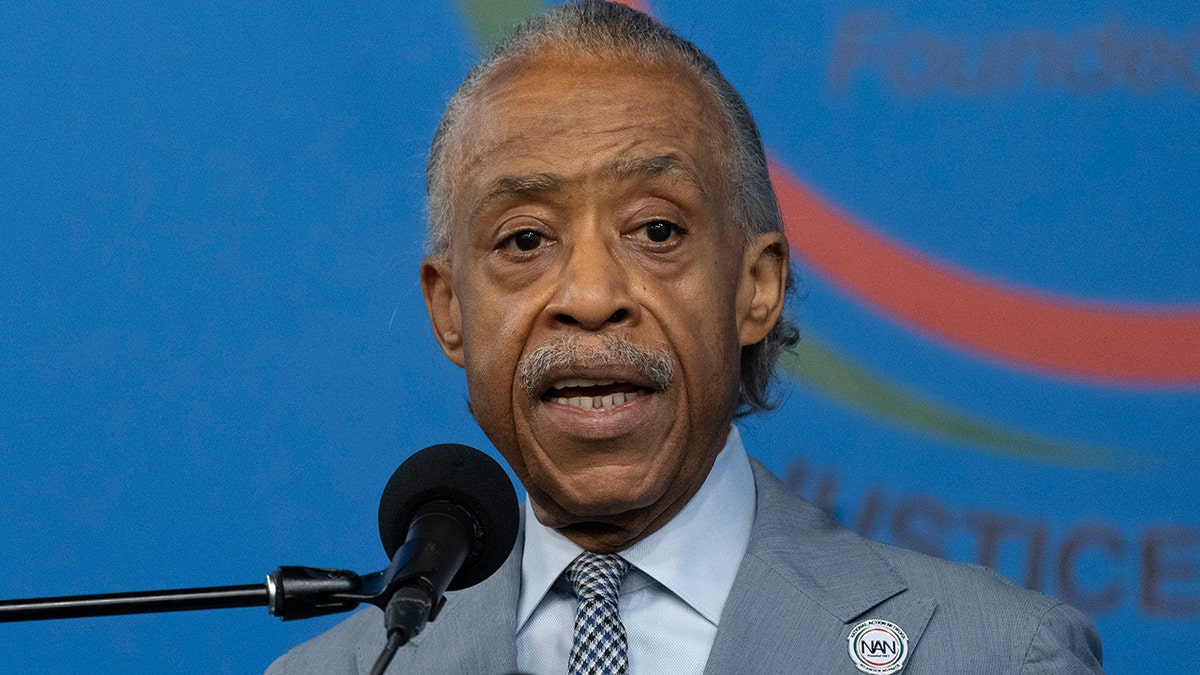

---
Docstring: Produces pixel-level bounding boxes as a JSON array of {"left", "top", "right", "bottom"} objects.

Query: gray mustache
[{"left": 518, "top": 335, "right": 675, "bottom": 398}]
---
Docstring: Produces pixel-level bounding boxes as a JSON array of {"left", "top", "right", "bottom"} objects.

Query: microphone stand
[
  {"left": 0, "top": 565, "right": 396, "bottom": 623},
  {"left": 0, "top": 502, "right": 473, "bottom": 626}
]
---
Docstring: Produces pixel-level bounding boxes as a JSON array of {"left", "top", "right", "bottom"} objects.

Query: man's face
[{"left": 422, "top": 53, "right": 786, "bottom": 551}]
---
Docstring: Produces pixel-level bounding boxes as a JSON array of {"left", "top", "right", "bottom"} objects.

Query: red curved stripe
[{"left": 771, "top": 161, "right": 1200, "bottom": 385}]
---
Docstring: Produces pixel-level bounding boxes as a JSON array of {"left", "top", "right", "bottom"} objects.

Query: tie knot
[{"left": 566, "top": 552, "right": 629, "bottom": 603}]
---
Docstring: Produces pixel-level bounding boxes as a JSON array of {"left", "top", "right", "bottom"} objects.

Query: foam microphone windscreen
[{"left": 377, "top": 443, "right": 519, "bottom": 591}]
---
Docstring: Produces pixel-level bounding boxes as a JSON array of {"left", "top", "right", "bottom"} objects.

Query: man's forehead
[
  {"left": 454, "top": 56, "right": 717, "bottom": 169},
  {"left": 466, "top": 48, "right": 715, "bottom": 130},
  {"left": 430, "top": 48, "right": 737, "bottom": 252}
]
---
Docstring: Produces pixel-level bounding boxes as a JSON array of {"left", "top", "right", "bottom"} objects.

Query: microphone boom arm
[
  {"left": 0, "top": 565, "right": 376, "bottom": 623},
  {"left": 0, "top": 443, "right": 518, "bottom": 646},
  {"left": 0, "top": 499, "right": 475, "bottom": 625}
]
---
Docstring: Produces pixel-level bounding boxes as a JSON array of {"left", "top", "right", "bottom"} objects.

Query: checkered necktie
[{"left": 566, "top": 552, "right": 631, "bottom": 675}]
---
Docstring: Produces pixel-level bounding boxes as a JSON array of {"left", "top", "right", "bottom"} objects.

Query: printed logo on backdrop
[
  {"left": 829, "top": 12, "right": 1200, "bottom": 97},
  {"left": 452, "top": 0, "right": 1199, "bottom": 626},
  {"left": 457, "top": 0, "right": 1200, "bottom": 462},
  {"left": 781, "top": 11, "right": 1200, "bottom": 460},
  {"left": 786, "top": 458, "right": 1200, "bottom": 621}
]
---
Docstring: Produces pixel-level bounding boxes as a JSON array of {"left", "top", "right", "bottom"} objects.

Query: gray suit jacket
[{"left": 267, "top": 460, "right": 1103, "bottom": 674}]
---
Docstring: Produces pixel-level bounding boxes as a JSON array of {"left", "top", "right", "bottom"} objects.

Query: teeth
[{"left": 550, "top": 390, "right": 640, "bottom": 410}]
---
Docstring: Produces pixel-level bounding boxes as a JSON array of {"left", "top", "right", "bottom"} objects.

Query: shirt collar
[{"left": 516, "top": 425, "right": 756, "bottom": 629}]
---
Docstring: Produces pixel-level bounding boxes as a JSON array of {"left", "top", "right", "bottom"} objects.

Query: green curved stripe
[
  {"left": 781, "top": 333, "right": 1127, "bottom": 470},
  {"left": 454, "top": 0, "right": 543, "bottom": 50}
]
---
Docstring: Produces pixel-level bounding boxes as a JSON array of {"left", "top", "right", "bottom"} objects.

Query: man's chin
[
  {"left": 529, "top": 475, "right": 666, "bottom": 525},
  {"left": 524, "top": 457, "right": 700, "bottom": 551},
  {"left": 533, "top": 494, "right": 665, "bottom": 552},
  {"left": 552, "top": 519, "right": 650, "bottom": 554},
  {"left": 537, "top": 486, "right": 658, "bottom": 522}
]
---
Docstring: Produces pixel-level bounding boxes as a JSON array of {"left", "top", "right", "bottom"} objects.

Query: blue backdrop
[{"left": 2, "top": 1, "right": 1196, "bottom": 672}]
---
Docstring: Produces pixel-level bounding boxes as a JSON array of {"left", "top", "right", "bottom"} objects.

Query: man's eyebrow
[
  {"left": 490, "top": 173, "right": 562, "bottom": 197},
  {"left": 470, "top": 156, "right": 704, "bottom": 219},
  {"left": 482, "top": 173, "right": 561, "bottom": 204},
  {"left": 606, "top": 154, "right": 707, "bottom": 194},
  {"left": 470, "top": 173, "right": 562, "bottom": 220}
]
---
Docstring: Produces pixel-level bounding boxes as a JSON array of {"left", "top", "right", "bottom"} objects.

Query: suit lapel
[
  {"left": 354, "top": 529, "right": 524, "bottom": 675},
  {"left": 705, "top": 461, "right": 935, "bottom": 674},
  {"left": 345, "top": 460, "right": 939, "bottom": 674}
]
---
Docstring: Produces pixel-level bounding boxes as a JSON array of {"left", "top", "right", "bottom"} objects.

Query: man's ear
[
  {"left": 420, "top": 257, "right": 466, "bottom": 367},
  {"left": 736, "top": 231, "right": 789, "bottom": 346}
]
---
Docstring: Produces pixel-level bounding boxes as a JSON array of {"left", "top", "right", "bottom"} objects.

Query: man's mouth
[{"left": 542, "top": 378, "right": 651, "bottom": 411}]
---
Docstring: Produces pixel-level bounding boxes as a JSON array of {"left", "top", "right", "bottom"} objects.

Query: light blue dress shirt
[{"left": 516, "top": 426, "right": 756, "bottom": 675}]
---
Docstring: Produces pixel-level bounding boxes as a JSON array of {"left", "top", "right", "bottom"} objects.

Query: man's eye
[
  {"left": 503, "top": 230, "right": 544, "bottom": 252},
  {"left": 641, "top": 220, "right": 683, "bottom": 243}
]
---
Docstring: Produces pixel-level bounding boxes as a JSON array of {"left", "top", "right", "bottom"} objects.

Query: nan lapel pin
[{"left": 848, "top": 619, "right": 909, "bottom": 674}]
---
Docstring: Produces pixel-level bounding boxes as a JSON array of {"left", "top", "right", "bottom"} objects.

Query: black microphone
[{"left": 371, "top": 443, "right": 519, "bottom": 666}]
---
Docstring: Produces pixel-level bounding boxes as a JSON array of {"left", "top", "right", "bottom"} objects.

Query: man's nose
[{"left": 545, "top": 237, "right": 638, "bottom": 331}]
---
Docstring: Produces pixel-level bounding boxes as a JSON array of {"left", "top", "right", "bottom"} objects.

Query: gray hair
[{"left": 426, "top": 0, "right": 798, "bottom": 416}]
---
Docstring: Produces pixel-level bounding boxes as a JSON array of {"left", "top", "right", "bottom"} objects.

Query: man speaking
[{"left": 270, "top": 2, "right": 1103, "bottom": 673}]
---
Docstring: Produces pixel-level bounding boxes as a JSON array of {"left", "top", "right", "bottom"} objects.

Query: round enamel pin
[{"left": 847, "top": 619, "right": 909, "bottom": 674}]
